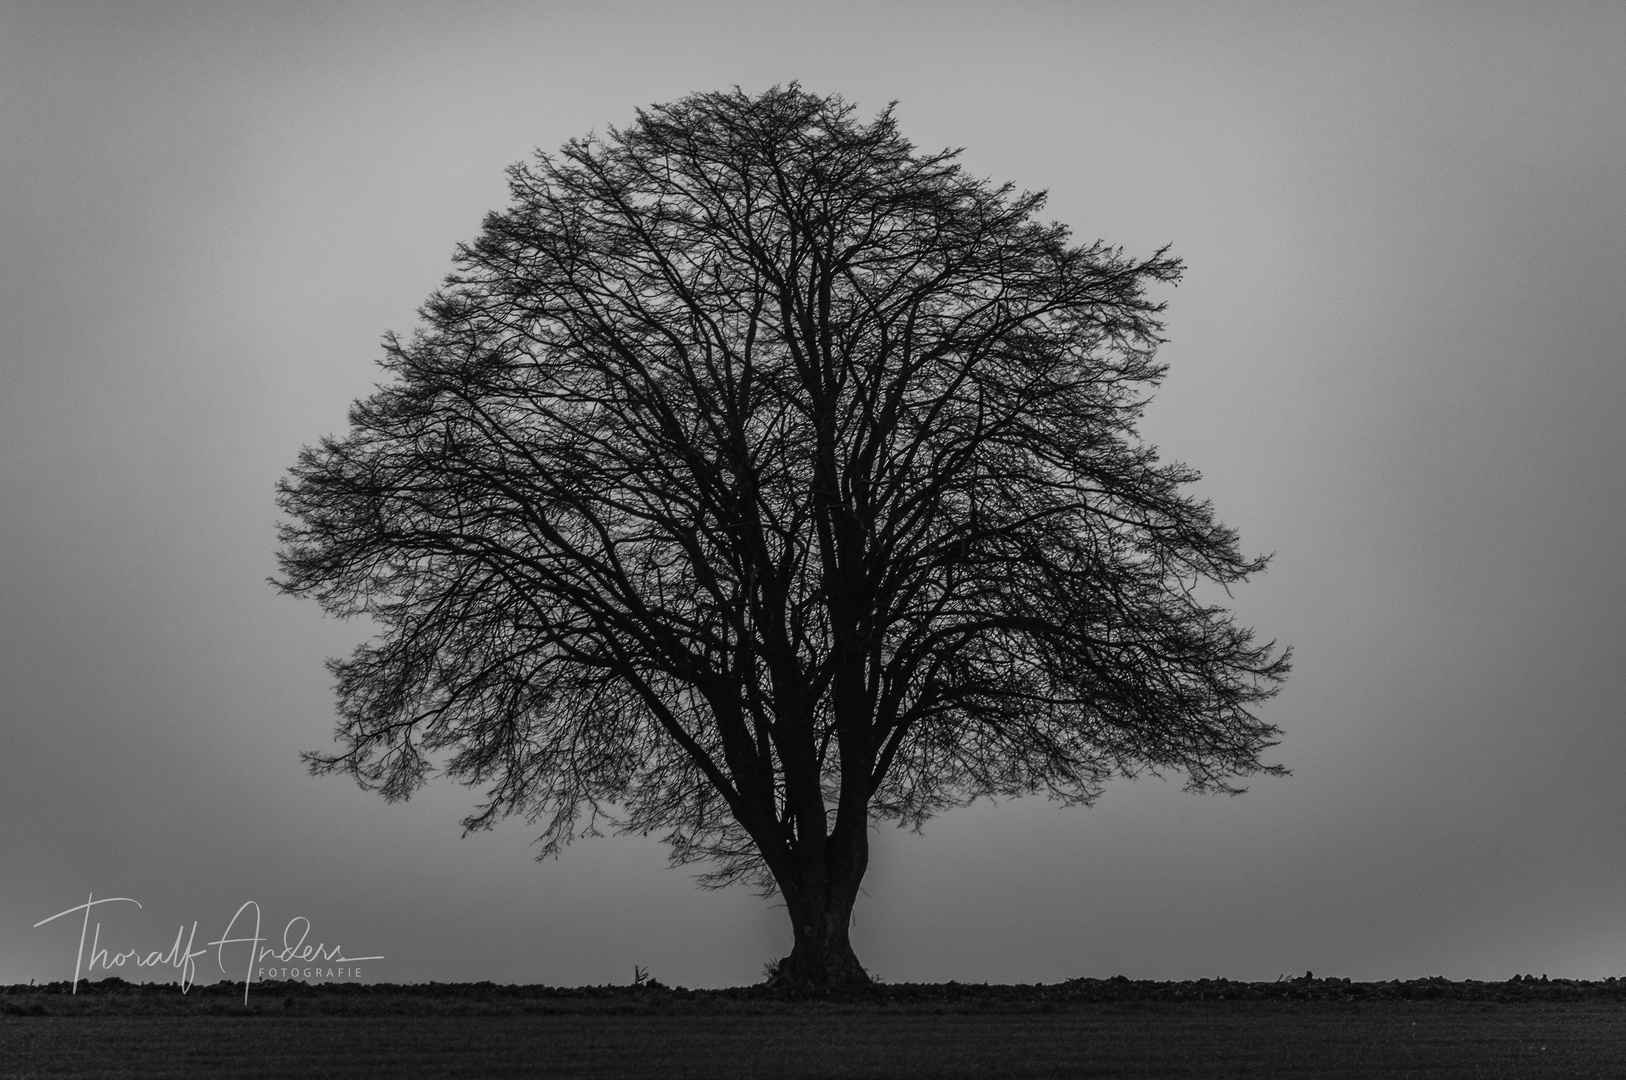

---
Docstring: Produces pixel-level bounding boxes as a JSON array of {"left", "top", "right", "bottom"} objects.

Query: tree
[{"left": 275, "top": 85, "right": 1289, "bottom": 988}]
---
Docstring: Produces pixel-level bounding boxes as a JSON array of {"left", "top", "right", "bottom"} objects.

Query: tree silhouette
[{"left": 275, "top": 85, "right": 1289, "bottom": 987}]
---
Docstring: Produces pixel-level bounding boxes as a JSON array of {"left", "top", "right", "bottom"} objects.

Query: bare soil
[{"left": 2, "top": 978, "right": 1621, "bottom": 1078}]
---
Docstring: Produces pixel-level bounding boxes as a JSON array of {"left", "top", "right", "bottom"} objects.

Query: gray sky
[{"left": 3, "top": 1, "right": 1623, "bottom": 988}]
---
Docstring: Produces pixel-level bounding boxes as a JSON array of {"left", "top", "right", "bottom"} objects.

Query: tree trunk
[
  {"left": 765, "top": 812, "right": 872, "bottom": 989},
  {"left": 768, "top": 888, "right": 870, "bottom": 988}
]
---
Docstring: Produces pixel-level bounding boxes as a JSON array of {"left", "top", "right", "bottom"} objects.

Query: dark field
[{"left": 3, "top": 979, "right": 1623, "bottom": 1078}]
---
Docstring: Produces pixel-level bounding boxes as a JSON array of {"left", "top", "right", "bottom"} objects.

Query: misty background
[{"left": 3, "top": 2, "right": 1622, "bottom": 988}]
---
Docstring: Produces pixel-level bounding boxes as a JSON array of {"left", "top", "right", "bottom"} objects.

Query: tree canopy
[{"left": 275, "top": 85, "right": 1289, "bottom": 986}]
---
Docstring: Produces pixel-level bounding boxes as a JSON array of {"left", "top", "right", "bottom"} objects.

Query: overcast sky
[{"left": 3, "top": 1, "right": 1623, "bottom": 989}]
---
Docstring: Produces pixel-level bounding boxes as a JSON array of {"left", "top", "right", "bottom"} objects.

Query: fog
[{"left": 3, "top": 1, "right": 1622, "bottom": 987}]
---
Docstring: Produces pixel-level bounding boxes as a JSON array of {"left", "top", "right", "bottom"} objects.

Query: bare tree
[{"left": 275, "top": 85, "right": 1289, "bottom": 988}]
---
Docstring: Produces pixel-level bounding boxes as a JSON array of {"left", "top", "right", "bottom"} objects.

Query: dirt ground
[{"left": 2, "top": 979, "right": 1622, "bottom": 1078}]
